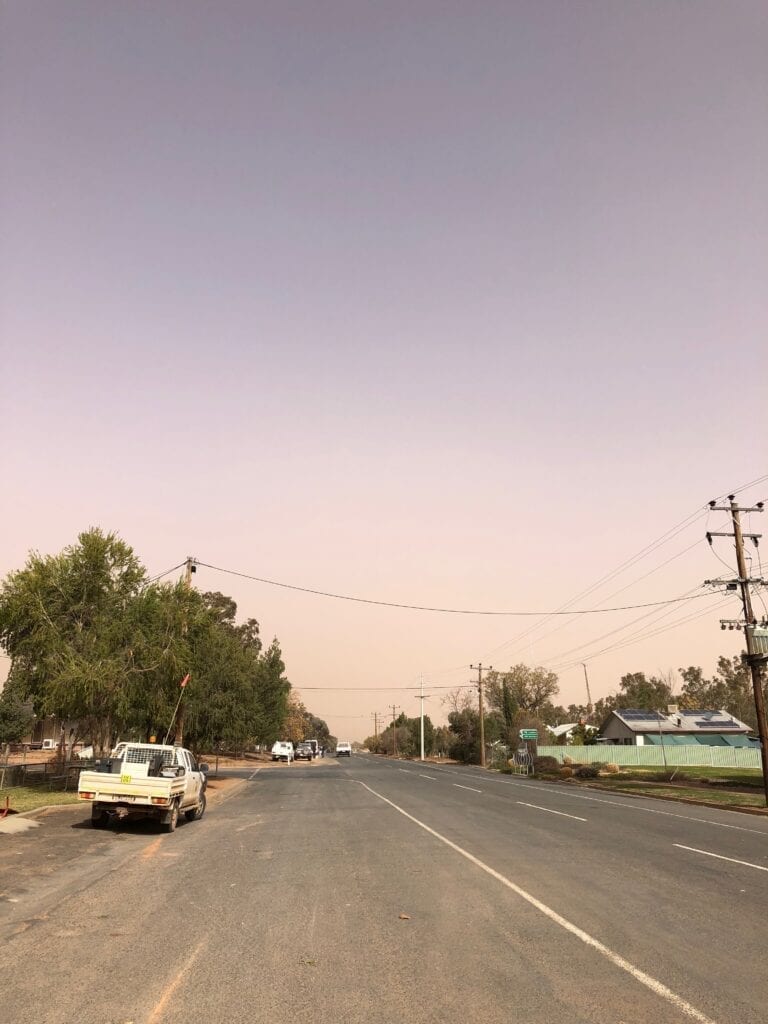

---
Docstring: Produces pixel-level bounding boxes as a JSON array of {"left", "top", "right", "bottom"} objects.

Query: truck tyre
[
  {"left": 91, "top": 809, "right": 110, "bottom": 829},
  {"left": 185, "top": 792, "right": 206, "bottom": 822},
  {"left": 162, "top": 800, "right": 179, "bottom": 833}
]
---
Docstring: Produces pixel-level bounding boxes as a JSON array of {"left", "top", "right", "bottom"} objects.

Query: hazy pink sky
[{"left": 2, "top": 2, "right": 767, "bottom": 740}]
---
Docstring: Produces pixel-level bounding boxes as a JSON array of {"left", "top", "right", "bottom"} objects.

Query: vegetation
[
  {"left": 0, "top": 528, "right": 329, "bottom": 755},
  {"left": 0, "top": 787, "right": 81, "bottom": 813},
  {"left": 368, "top": 655, "right": 760, "bottom": 767}
]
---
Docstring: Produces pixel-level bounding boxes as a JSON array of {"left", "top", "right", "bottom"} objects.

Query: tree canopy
[{"left": 0, "top": 529, "right": 297, "bottom": 752}]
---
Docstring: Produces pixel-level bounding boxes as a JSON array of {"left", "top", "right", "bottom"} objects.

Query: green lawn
[{"left": 0, "top": 787, "right": 82, "bottom": 814}]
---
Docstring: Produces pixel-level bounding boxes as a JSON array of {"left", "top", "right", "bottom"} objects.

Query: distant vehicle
[
  {"left": 271, "top": 741, "right": 294, "bottom": 763},
  {"left": 295, "top": 742, "right": 313, "bottom": 761},
  {"left": 336, "top": 742, "right": 352, "bottom": 757},
  {"left": 306, "top": 739, "right": 319, "bottom": 758}
]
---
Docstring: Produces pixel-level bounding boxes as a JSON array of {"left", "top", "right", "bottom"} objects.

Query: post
[
  {"left": 419, "top": 675, "right": 425, "bottom": 762},
  {"left": 581, "top": 662, "right": 593, "bottom": 717},
  {"left": 730, "top": 498, "right": 768, "bottom": 807},
  {"left": 707, "top": 497, "right": 768, "bottom": 806},
  {"left": 471, "top": 663, "right": 491, "bottom": 768},
  {"left": 175, "top": 557, "right": 196, "bottom": 746},
  {"left": 391, "top": 705, "right": 399, "bottom": 757}
]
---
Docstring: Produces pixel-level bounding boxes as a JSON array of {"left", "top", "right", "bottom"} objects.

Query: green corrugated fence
[{"left": 535, "top": 745, "right": 762, "bottom": 768}]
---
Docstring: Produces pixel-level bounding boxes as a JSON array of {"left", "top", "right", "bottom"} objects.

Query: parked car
[
  {"left": 336, "top": 742, "right": 352, "bottom": 757},
  {"left": 271, "top": 741, "right": 294, "bottom": 763},
  {"left": 78, "top": 743, "right": 208, "bottom": 832},
  {"left": 295, "top": 742, "right": 313, "bottom": 761}
]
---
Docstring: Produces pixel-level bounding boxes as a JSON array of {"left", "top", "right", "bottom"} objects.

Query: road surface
[{"left": 1, "top": 755, "right": 767, "bottom": 1023}]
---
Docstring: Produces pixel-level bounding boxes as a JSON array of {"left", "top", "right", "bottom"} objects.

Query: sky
[{"left": 2, "top": 2, "right": 767, "bottom": 741}]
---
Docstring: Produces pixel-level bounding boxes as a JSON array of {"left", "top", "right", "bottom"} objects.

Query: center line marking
[
  {"left": 674, "top": 844, "right": 768, "bottom": 872},
  {"left": 419, "top": 774, "right": 437, "bottom": 780},
  {"left": 355, "top": 780, "right": 717, "bottom": 1024},
  {"left": 517, "top": 801, "right": 587, "bottom": 822},
  {"left": 454, "top": 784, "right": 482, "bottom": 793},
  {"left": 398, "top": 768, "right": 411, "bottom": 773},
  {"left": 248, "top": 768, "right": 262, "bottom": 780}
]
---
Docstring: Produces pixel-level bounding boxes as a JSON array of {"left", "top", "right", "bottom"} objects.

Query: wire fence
[{"left": 0, "top": 758, "right": 95, "bottom": 791}]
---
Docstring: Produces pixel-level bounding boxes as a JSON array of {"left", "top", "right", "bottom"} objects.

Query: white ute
[{"left": 78, "top": 742, "right": 209, "bottom": 832}]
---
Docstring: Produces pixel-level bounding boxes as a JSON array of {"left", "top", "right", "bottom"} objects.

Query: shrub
[
  {"left": 562, "top": 756, "right": 574, "bottom": 766},
  {"left": 573, "top": 763, "right": 600, "bottom": 779},
  {"left": 604, "top": 763, "right": 620, "bottom": 774},
  {"left": 559, "top": 766, "right": 573, "bottom": 778},
  {"left": 533, "top": 755, "right": 560, "bottom": 774}
]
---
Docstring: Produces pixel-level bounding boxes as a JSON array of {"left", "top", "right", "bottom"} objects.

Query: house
[
  {"left": 597, "top": 708, "right": 757, "bottom": 747},
  {"left": 546, "top": 722, "right": 597, "bottom": 743}
]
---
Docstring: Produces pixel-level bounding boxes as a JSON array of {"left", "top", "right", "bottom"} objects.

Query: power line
[
  {"left": 195, "top": 560, "right": 711, "bottom": 616},
  {"left": 144, "top": 562, "right": 187, "bottom": 586}
]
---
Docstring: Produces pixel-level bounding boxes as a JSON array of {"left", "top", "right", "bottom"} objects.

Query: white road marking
[
  {"left": 398, "top": 768, "right": 411, "bottom": 773},
  {"left": 419, "top": 774, "right": 437, "bottom": 780},
  {"left": 248, "top": 768, "right": 262, "bottom": 780},
  {"left": 424, "top": 765, "right": 768, "bottom": 836},
  {"left": 674, "top": 844, "right": 768, "bottom": 873},
  {"left": 454, "top": 783, "right": 482, "bottom": 793},
  {"left": 356, "top": 780, "right": 717, "bottom": 1024},
  {"left": 518, "top": 801, "right": 587, "bottom": 822}
]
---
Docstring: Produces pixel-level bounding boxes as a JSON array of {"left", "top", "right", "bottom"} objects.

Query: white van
[
  {"left": 336, "top": 742, "right": 352, "bottom": 757},
  {"left": 271, "top": 741, "right": 294, "bottom": 763}
]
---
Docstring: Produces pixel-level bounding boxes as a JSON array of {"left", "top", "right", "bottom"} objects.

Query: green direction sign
[{"left": 519, "top": 729, "right": 538, "bottom": 741}]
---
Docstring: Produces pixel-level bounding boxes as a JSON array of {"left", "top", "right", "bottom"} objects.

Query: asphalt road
[{"left": 2, "top": 755, "right": 767, "bottom": 1024}]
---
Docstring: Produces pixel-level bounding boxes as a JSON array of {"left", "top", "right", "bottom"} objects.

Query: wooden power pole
[
  {"left": 174, "top": 556, "right": 197, "bottom": 745},
  {"left": 706, "top": 496, "right": 768, "bottom": 806},
  {"left": 470, "top": 663, "right": 492, "bottom": 768}
]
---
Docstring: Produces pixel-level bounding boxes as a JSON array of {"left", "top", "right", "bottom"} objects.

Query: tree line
[
  {"left": 364, "top": 656, "right": 758, "bottom": 764},
  {"left": 0, "top": 528, "right": 331, "bottom": 753}
]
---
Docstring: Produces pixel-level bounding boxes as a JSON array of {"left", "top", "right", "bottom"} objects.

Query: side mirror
[{"left": 199, "top": 763, "right": 210, "bottom": 774}]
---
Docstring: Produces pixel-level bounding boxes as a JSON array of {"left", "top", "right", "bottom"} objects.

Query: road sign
[{"left": 519, "top": 729, "right": 538, "bottom": 741}]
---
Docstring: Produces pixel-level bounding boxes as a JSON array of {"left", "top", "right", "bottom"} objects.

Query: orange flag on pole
[{"left": 180, "top": 673, "right": 190, "bottom": 688}]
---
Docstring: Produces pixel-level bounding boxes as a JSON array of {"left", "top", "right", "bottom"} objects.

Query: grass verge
[
  {"left": 587, "top": 780, "right": 766, "bottom": 809},
  {"left": 0, "top": 787, "right": 82, "bottom": 814}
]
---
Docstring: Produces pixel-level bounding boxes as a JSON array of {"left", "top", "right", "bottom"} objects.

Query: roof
[
  {"left": 547, "top": 722, "right": 597, "bottom": 738},
  {"left": 604, "top": 708, "right": 751, "bottom": 735}
]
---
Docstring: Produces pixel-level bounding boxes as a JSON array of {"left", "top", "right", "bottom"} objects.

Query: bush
[
  {"left": 533, "top": 755, "right": 560, "bottom": 775},
  {"left": 573, "top": 763, "right": 600, "bottom": 779},
  {"left": 562, "top": 756, "right": 574, "bottom": 766},
  {"left": 559, "top": 766, "right": 573, "bottom": 778},
  {"left": 604, "top": 763, "right": 620, "bottom": 774}
]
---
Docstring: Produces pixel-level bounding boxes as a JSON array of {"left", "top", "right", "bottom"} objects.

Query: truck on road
[{"left": 78, "top": 743, "right": 209, "bottom": 832}]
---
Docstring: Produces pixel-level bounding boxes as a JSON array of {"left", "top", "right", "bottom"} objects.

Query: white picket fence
[{"left": 535, "top": 744, "right": 762, "bottom": 769}]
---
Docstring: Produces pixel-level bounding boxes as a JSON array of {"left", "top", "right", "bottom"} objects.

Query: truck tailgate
[{"left": 78, "top": 770, "right": 184, "bottom": 804}]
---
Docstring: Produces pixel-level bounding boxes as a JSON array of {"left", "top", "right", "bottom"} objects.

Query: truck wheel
[
  {"left": 185, "top": 792, "right": 206, "bottom": 822},
  {"left": 162, "top": 800, "right": 179, "bottom": 833},
  {"left": 91, "top": 809, "right": 110, "bottom": 829}
]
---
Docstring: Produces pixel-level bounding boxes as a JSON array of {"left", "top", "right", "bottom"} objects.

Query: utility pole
[
  {"left": 581, "top": 663, "right": 594, "bottom": 719},
  {"left": 175, "top": 557, "right": 197, "bottom": 745},
  {"left": 418, "top": 675, "right": 426, "bottom": 761},
  {"left": 184, "top": 556, "right": 197, "bottom": 589},
  {"left": 470, "top": 663, "right": 492, "bottom": 768},
  {"left": 706, "top": 496, "right": 768, "bottom": 806},
  {"left": 390, "top": 705, "right": 400, "bottom": 757},
  {"left": 371, "top": 711, "right": 380, "bottom": 749}
]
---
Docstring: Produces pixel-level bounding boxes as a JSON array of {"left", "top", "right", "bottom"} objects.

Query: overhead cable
[{"left": 195, "top": 561, "right": 712, "bottom": 616}]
